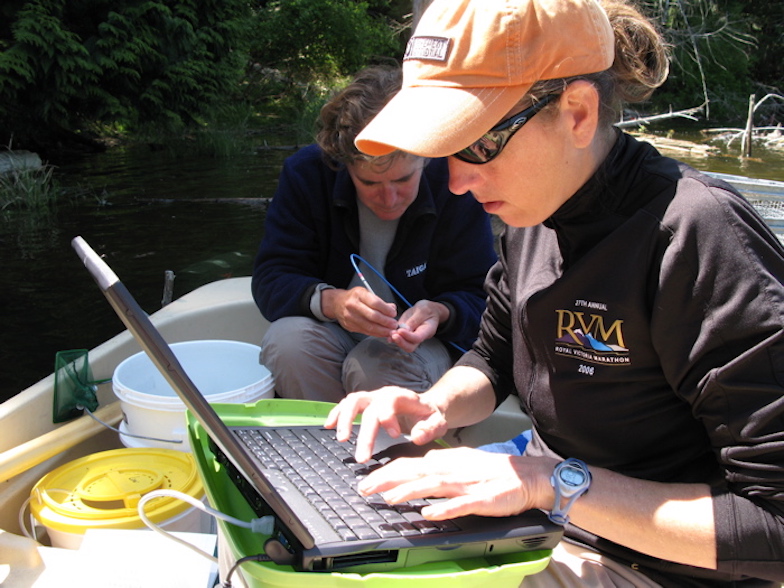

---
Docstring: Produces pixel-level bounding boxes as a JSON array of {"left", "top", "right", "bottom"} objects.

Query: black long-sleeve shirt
[{"left": 458, "top": 132, "right": 784, "bottom": 586}]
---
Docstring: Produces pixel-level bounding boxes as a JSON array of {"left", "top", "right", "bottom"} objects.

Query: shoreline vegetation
[
  {"left": 2, "top": 1, "right": 782, "bottom": 159},
  {"left": 618, "top": 94, "right": 784, "bottom": 157},
  {"left": 0, "top": 151, "right": 58, "bottom": 212},
  {"left": 1, "top": 0, "right": 782, "bottom": 218},
  {"left": 2, "top": 108, "right": 783, "bottom": 213}
]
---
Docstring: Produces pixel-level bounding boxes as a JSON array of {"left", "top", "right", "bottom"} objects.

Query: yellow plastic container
[{"left": 30, "top": 448, "right": 209, "bottom": 549}]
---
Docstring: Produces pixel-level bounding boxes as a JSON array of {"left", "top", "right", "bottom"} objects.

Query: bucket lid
[{"left": 30, "top": 448, "right": 204, "bottom": 535}]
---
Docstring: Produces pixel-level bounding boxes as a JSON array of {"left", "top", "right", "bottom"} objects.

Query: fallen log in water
[{"left": 629, "top": 132, "right": 719, "bottom": 158}]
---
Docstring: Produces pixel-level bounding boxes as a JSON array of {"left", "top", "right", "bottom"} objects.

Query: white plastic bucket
[{"left": 113, "top": 340, "right": 274, "bottom": 451}]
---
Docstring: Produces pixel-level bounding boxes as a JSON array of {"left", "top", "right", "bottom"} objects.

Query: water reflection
[
  {"left": 1, "top": 144, "right": 291, "bottom": 400},
  {"left": 664, "top": 136, "right": 784, "bottom": 182},
  {"left": 1, "top": 130, "right": 783, "bottom": 401}
]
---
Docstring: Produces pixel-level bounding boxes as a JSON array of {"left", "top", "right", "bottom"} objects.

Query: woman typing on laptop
[{"left": 326, "top": 0, "right": 784, "bottom": 585}]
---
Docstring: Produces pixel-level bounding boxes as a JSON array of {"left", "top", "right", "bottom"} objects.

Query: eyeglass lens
[{"left": 452, "top": 94, "right": 559, "bottom": 164}]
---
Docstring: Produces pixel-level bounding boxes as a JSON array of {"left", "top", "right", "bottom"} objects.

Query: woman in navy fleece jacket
[{"left": 251, "top": 66, "right": 497, "bottom": 403}]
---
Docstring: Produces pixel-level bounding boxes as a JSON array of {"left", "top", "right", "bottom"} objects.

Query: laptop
[{"left": 72, "top": 235, "right": 562, "bottom": 573}]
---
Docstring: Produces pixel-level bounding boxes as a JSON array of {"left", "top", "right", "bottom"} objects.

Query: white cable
[
  {"left": 19, "top": 488, "right": 71, "bottom": 542},
  {"left": 80, "top": 405, "right": 182, "bottom": 445},
  {"left": 137, "top": 489, "right": 275, "bottom": 564},
  {"left": 18, "top": 496, "right": 34, "bottom": 540}
]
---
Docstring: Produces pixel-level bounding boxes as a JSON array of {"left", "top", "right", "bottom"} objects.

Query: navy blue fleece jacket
[{"left": 252, "top": 144, "right": 497, "bottom": 353}]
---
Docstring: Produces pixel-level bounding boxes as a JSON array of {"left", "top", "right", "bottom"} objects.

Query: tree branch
[{"left": 615, "top": 104, "right": 706, "bottom": 128}]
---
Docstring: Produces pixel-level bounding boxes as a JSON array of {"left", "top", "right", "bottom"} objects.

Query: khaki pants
[
  {"left": 261, "top": 316, "right": 453, "bottom": 403},
  {"left": 522, "top": 542, "right": 662, "bottom": 587}
]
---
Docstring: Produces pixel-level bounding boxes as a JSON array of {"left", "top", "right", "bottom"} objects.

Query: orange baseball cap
[{"left": 355, "top": 0, "right": 614, "bottom": 158}]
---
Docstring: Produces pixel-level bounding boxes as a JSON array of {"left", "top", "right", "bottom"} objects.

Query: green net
[{"left": 52, "top": 349, "right": 101, "bottom": 423}]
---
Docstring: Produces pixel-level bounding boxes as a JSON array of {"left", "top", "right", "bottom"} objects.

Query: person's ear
[{"left": 559, "top": 80, "right": 601, "bottom": 149}]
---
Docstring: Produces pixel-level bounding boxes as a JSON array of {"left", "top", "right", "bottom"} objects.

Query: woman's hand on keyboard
[
  {"left": 325, "top": 386, "right": 448, "bottom": 464},
  {"left": 356, "top": 447, "right": 556, "bottom": 520}
]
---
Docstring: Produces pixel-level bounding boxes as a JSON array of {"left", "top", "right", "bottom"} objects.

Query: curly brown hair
[{"left": 317, "top": 65, "right": 408, "bottom": 169}]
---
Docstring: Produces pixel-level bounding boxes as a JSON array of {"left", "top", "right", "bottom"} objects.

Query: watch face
[{"left": 561, "top": 465, "right": 586, "bottom": 487}]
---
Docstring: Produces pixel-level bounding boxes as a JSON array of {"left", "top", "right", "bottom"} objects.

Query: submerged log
[
  {"left": 134, "top": 196, "right": 272, "bottom": 207},
  {"left": 629, "top": 132, "right": 719, "bottom": 158}
]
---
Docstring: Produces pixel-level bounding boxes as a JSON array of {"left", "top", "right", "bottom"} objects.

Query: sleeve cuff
[{"left": 309, "top": 283, "right": 336, "bottom": 322}]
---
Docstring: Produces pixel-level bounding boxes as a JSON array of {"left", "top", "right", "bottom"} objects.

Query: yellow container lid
[{"left": 30, "top": 448, "right": 204, "bottom": 535}]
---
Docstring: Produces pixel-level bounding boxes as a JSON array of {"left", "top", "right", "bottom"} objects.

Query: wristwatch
[{"left": 549, "top": 458, "right": 591, "bottom": 525}]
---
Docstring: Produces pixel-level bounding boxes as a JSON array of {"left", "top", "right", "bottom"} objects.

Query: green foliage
[
  {"left": 250, "top": 0, "right": 402, "bottom": 82},
  {"left": 0, "top": 0, "right": 253, "bottom": 147},
  {"left": 4, "top": 0, "right": 776, "bottom": 146},
  {"left": 139, "top": 100, "right": 262, "bottom": 159},
  {"left": 244, "top": 0, "right": 404, "bottom": 139},
  {"left": 0, "top": 164, "right": 58, "bottom": 211},
  {"left": 741, "top": 0, "right": 783, "bottom": 93},
  {"left": 642, "top": 0, "right": 759, "bottom": 122}
]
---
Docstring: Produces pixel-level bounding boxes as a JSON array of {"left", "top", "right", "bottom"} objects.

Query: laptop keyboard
[{"left": 235, "top": 427, "right": 461, "bottom": 541}]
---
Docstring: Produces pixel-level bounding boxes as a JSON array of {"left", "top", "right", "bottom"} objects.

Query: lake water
[
  {"left": 2, "top": 129, "right": 783, "bottom": 403},
  {"left": 1, "top": 141, "right": 291, "bottom": 400}
]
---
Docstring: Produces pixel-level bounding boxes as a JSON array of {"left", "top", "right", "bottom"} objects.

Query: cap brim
[{"left": 355, "top": 84, "right": 529, "bottom": 158}]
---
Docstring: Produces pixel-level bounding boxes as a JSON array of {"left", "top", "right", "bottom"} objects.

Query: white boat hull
[
  {"left": 2, "top": 170, "right": 782, "bottom": 564},
  {"left": 0, "top": 277, "right": 530, "bottom": 537}
]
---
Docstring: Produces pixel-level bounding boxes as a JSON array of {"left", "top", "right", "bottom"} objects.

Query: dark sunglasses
[{"left": 452, "top": 94, "right": 560, "bottom": 164}]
